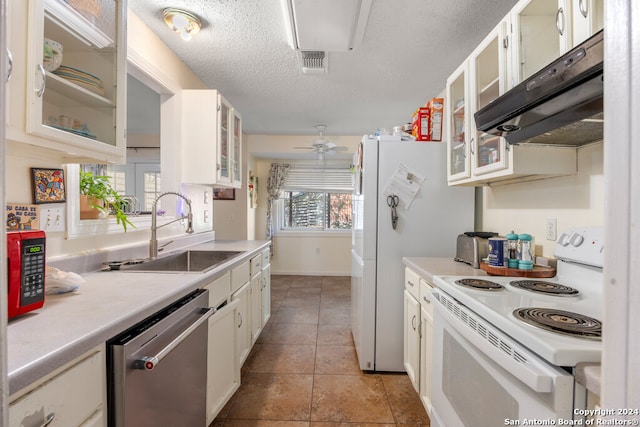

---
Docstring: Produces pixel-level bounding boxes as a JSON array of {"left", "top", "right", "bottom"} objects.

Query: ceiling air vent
[{"left": 297, "top": 50, "right": 328, "bottom": 74}]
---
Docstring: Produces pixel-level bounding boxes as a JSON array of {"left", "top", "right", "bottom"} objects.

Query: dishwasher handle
[{"left": 135, "top": 306, "right": 214, "bottom": 371}]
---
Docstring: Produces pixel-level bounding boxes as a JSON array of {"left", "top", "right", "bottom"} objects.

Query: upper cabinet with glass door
[
  {"left": 445, "top": 61, "right": 471, "bottom": 183},
  {"left": 510, "top": 0, "right": 571, "bottom": 87},
  {"left": 182, "top": 90, "right": 242, "bottom": 188},
  {"left": 470, "top": 19, "right": 510, "bottom": 176},
  {"left": 6, "top": 0, "right": 126, "bottom": 164},
  {"left": 232, "top": 109, "right": 242, "bottom": 187}
]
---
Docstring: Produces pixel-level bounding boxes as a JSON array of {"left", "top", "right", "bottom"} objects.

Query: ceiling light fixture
[
  {"left": 163, "top": 8, "right": 202, "bottom": 41},
  {"left": 280, "top": 0, "right": 372, "bottom": 51}
]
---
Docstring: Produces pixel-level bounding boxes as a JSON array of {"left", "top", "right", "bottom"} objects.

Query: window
[
  {"left": 281, "top": 191, "right": 352, "bottom": 231},
  {"left": 277, "top": 166, "right": 354, "bottom": 232}
]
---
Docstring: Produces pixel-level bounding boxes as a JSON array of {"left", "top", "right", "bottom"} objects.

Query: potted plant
[{"left": 79, "top": 170, "right": 135, "bottom": 231}]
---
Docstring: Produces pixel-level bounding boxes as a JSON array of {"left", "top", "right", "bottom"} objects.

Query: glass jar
[
  {"left": 506, "top": 231, "right": 519, "bottom": 268},
  {"left": 517, "top": 233, "right": 534, "bottom": 269}
]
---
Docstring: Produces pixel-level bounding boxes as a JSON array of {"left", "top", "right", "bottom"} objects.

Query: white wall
[
  {"left": 482, "top": 142, "right": 604, "bottom": 257},
  {"left": 247, "top": 134, "right": 361, "bottom": 276}
]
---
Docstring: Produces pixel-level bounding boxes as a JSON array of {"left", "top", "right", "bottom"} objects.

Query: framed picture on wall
[
  {"left": 31, "top": 168, "right": 66, "bottom": 204},
  {"left": 213, "top": 188, "right": 235, "bottom": 200}
]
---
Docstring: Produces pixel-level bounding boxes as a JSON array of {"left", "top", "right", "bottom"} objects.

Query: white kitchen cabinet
[
  {"left": 181, "top": 90, "right": 242, "bottom": 188},
  {"left": 445, "top": 61, "right": 471, "bottom": 182},
  {"left": 205, "top": 298, "right": 240, "bottom": 426},
  {"left": 6, "top": 0, "right": 126, "bottom": 164},
  {"left": 446, "top": 14, "right": 578, "bottom": 187},
  {"left": 231, "top": 260, "right": 252, "bottom": 366},
  {"left": 261, "top": 248, "right": 271, "bottom": 327},
  {"left": 404, "top": 268, "right": 436, "bottom": 414},
  {"left": 570, "top": 0, "right": 603, "bottom": 47},
  {"left": 510, "top": 0, "right": 570, "bottom": 86},
  {"left": 232, "top": 281, "right": 252, "bottom": 366},
  {"left": 204, "top": 272, "right": 240, "bottom": 425},
  {"left": 9, "top": 346, "right": 106, "bottom": 427},
  {"left": 249, "top": 253, "right": 263, "bottom": 344},
  {"left": 403, "top": 289, "right": 420, "bottom": 393},
  {"left": 419, "top": 278, "right": 434, "bottom": 413},
  {"left": 403, "top": 268, "right": 421, "bottom": 392}
]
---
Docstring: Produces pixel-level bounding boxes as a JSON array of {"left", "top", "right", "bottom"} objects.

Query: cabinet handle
[
  {"left": 412, "top": 314, "right": 416, "bottom": 331},
  {"left": 6, "top": 48, "right": 12, "bottom": 82},
  {"left": 579, "top": 0, "right": 588, "bottom": 18},
  {"left": 422, "top": 296, "right": 431, "bottom": 305},
  {"left": 503, "top": 35, "right": 509, "bottom": 49},
  {"left": 35, "top": 64, "right": 46, "bottom": 97},
  {"left": 470, "top": 138, "right": 475, "bottom": 155},
  {"left": 40, "top": 413, "right": 55, "bottom": 427},
  {"left": 418, "top": 321, "right": 422, "bottom": 338},
  {"left": 407, "top": 280, "right": 415, "bottom": 287},
  {"left": 556, "top": 7, "right": 565, "bottom": 36},
  {"left": 238, "top": 312, "right": 243, "bottom": 328}
]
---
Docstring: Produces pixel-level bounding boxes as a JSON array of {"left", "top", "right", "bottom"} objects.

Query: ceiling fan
[{"left": 294, "top": 125, "right": 349, "bottom": 160}]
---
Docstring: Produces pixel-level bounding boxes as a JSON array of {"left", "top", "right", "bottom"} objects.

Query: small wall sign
[{"left": 6, "top": 203, "right": 40, "bottom": 230}]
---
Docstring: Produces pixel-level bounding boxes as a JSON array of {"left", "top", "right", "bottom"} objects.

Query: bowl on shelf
[{"left": 43, "top": 38, "right": 63, "bottom": 72}]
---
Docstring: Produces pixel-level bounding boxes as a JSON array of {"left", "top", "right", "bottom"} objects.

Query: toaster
[{"left": 454, "top": 232, "right": 497, "bottom": 269}]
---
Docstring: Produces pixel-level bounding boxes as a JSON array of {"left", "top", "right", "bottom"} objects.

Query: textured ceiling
[{"left": 127, "top": 0, "right": 517, "bottom": 137}]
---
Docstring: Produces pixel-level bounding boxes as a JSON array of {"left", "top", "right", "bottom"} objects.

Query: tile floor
[{"left": 212, "top": 275, "right": 430, "bottom": 427}]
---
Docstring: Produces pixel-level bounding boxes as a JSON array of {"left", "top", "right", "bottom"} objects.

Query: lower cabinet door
[
  {"left": 261, "top": 264, "right": 271, "bottom": 327},
  {"left": 403, "top": 289, "right": 420, "bottom": 392},
  {"left": 420, "top": 302, "right": 434, "bottom": 413},
  {"left": 206, "top": 298, "right": 240, "bottom": 425},
  {"left": 232, "top": 281, "right": 252, "bottom": 366}
]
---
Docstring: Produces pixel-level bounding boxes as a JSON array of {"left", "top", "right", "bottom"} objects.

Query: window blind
[{"left": 283, "top": 167, "right": 353, "bottom": 193}]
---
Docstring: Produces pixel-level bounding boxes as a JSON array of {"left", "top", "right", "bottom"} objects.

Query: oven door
[{"left": 431, "top": 290, "right": 575, "bottom": 427}]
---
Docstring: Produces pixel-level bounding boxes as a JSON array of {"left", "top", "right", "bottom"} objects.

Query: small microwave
[{"left": 7, "top": 230, "right": 46, "bottom": 319}]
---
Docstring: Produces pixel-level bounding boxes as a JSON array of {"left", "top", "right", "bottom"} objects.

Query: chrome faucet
[{"left": 150, "top": 191, "right": 194, "bottom": 259}]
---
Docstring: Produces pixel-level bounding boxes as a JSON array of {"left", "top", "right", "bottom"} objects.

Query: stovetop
[{"left": 433, "top": 271, "right": 603, "bottom": 366}]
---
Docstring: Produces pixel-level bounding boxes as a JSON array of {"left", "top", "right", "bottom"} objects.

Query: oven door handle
[
  {"left": 432, "top": 290, "right": 568, "bottom": 393},
  {"left": 134, "top": 306, "right": 214, "bottom": 371}
]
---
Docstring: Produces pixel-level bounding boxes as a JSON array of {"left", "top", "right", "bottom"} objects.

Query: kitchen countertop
[
  {"left": 402, "top": 257, "right": 488, "bottom": 283},
  {"left": 7, "top": 239, "right": 269, "bottom": 396}
]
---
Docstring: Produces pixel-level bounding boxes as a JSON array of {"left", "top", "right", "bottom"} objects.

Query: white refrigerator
[{"left": 351, "top": 135, "right": 474, "bottom": 371}]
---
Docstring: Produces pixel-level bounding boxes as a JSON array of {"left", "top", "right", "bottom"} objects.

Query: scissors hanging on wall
[{"left": 387, "top": 194, "right": 399, "bottom": 230}]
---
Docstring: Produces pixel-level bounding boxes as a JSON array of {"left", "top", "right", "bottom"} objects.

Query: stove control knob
[
  {"left": 569, "top": 233, "right": 584, "bottom": 247},
  {"left": 558, "top": 232, "right": 571, "bottom": 246}
]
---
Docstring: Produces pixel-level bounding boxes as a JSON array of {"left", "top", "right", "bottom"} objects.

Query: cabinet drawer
[
  {"left": 261, "top": 248, "right": 270, "bottom": 266},
  {"left": 404, "top": 268, "right": 420, "bottom": 300},
  {"left": 206, "top": 272, "right": 231, "bottom": 307},
  {"left": 231, "top": 261, "right": 250, "bottom": 292},
  {"left": 250, "top": 254, "right": 262, "bottom": 276},
  {"left": 419, "top": 278, "right": 434, "bottom": 316},
  {"left": 10, "top": 350, "right": 104, "bottom": 427}
]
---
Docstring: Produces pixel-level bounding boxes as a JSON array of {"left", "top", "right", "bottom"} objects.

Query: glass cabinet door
[
  {"left": 471, "top": 21, "right": 510, "bottom": 175},
  {"left": 446, "top": 61, "right": 471, "bottom": 182},
  {"left": 218, "top": 98, "right": 231, "bottom": 183},
  {"left": 26, "top": 0, "right": 124, "bottom": 158},
  {"left": 232, "top": 110, "right": 241, "bottom": 185},
  {"left": 510, "top": 0, "right": 569, "bottom": 86}
]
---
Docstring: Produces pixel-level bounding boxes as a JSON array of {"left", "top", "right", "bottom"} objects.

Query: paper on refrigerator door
[{"left": 382, "top": 163, "right": 425, "bottom": 209}]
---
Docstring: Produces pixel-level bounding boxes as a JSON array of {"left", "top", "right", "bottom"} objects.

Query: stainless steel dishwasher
[{"left": 107, "top": 289, "right": 213, "bottom": 427}]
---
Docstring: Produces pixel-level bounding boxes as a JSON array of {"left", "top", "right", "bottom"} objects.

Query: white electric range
[{"left": 430, "top": 226, "right": 604, "bottom": 427}]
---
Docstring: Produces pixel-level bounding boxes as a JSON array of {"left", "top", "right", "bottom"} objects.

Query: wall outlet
[
  {"left": 546, "top": 218, "right": 557, "bottom": 241},
  {"left": 42, "top": 206, "right": 65, "bottom": 233}
]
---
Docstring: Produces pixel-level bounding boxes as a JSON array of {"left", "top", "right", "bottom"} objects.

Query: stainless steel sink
[{"left": 121, "top": 250, "right": 243, "bottom": 273}]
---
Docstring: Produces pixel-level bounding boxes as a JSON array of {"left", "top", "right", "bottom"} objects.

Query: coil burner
[
  {"left": 510, "top": 280, "right": 579, "bottom": 296},
  {"left": 454, "top": 278, "right": 504, "bottom": 291},
  {"left": 513, "top": 307, "right": 602, "bottom": 340}
]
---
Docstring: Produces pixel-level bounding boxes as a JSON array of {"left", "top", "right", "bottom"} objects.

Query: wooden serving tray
[{"left": 480, "top": 262, "right": 556, "bottom": 278}]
